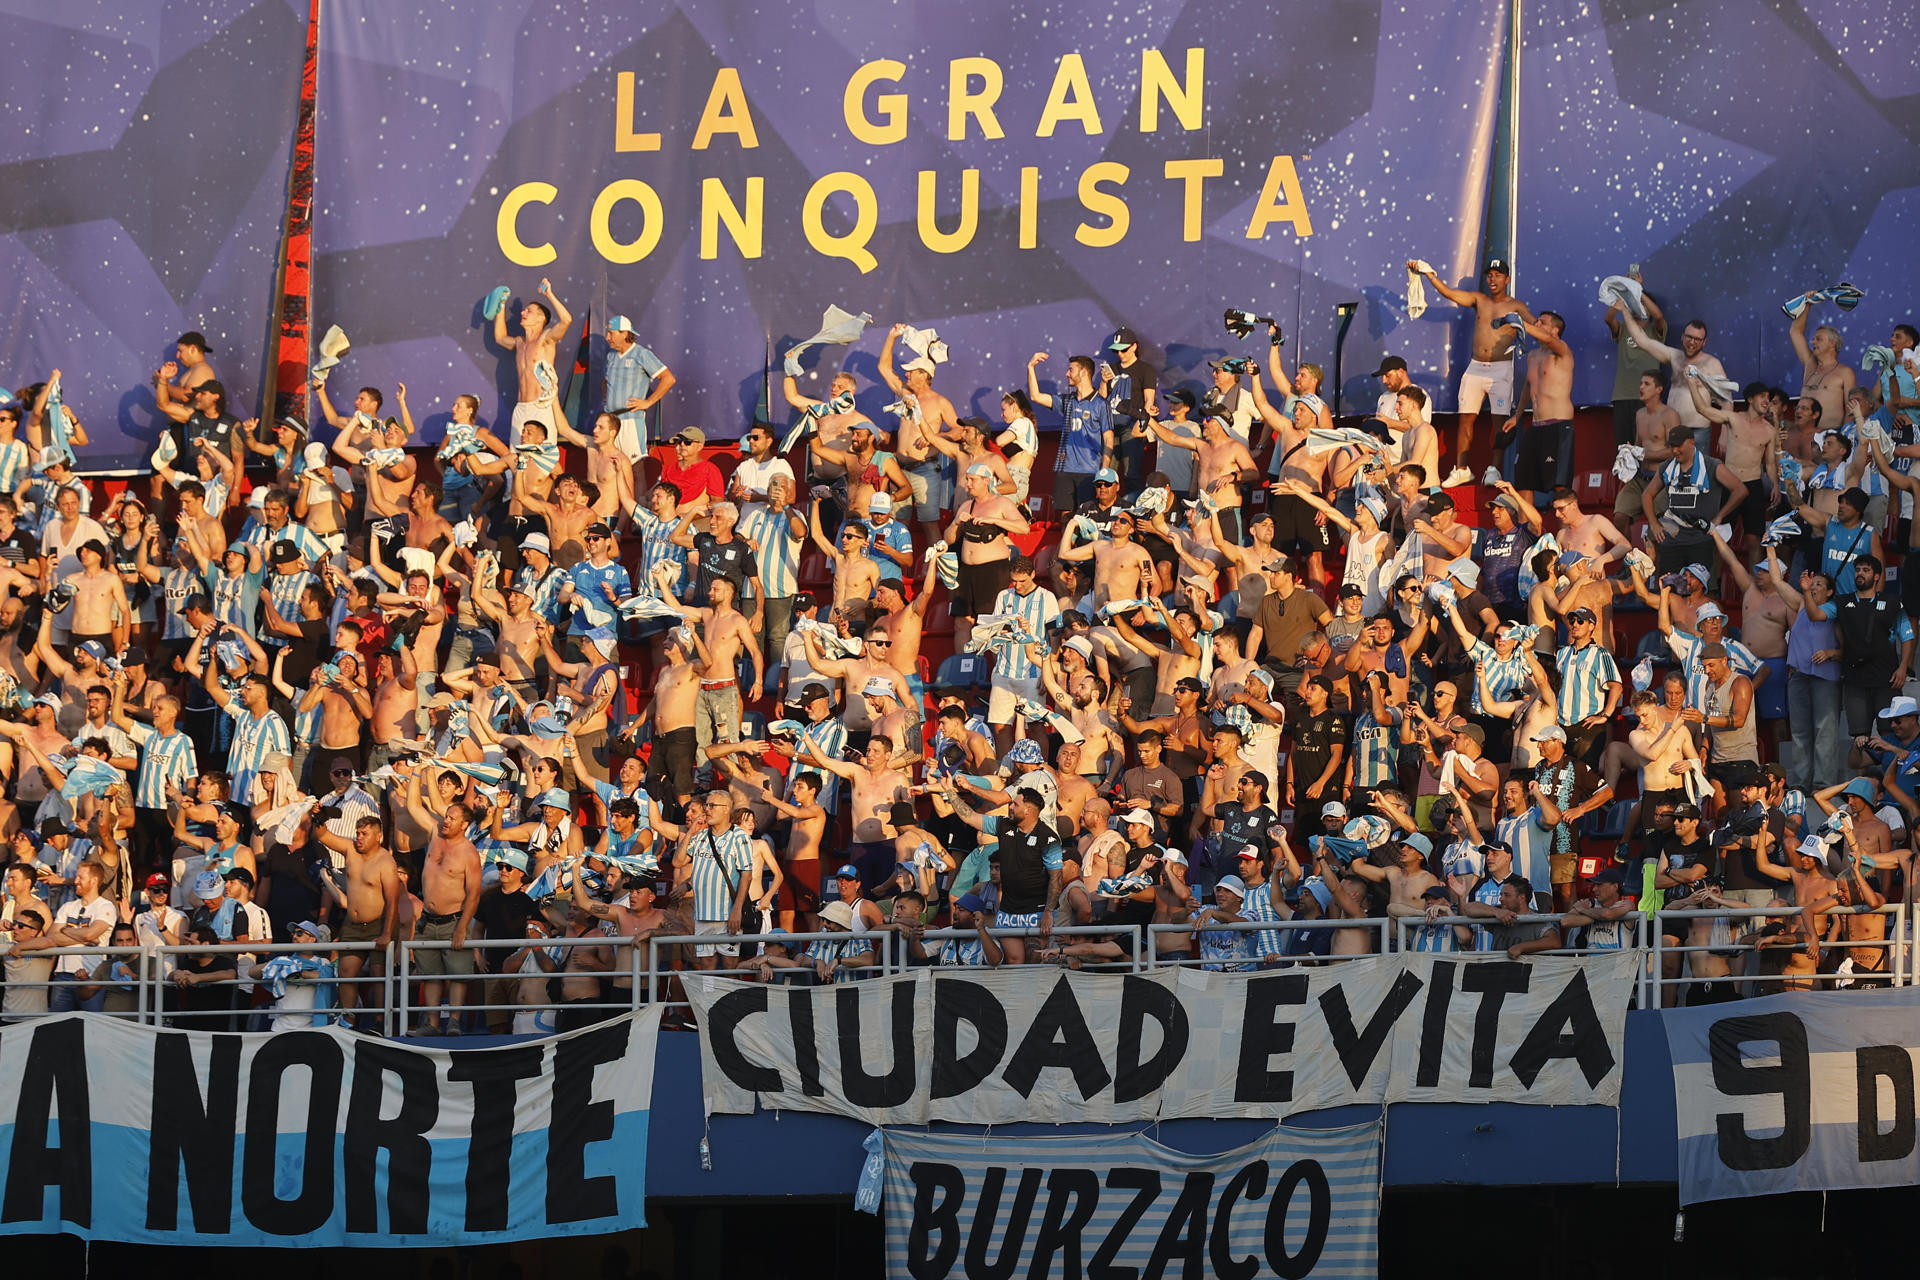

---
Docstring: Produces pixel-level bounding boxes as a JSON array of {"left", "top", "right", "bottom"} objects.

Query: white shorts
[
  {"left": 1457, "top": 359, "right": 1516, "bottom": 417},
  {"left": 987, "top": 672, "right": 1042, "bottom": 726},
  {"left": 694, "top": 918, "right": 739, "bottom": 958}
]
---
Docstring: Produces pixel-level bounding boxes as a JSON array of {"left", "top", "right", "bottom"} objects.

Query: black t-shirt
[
  {"left": 0, "top": 527, "right": 37, "bottom": 569},
  {"left": 692, "top": 531, "right": 753, "bottom": 606},
  {"left": 1220, "top": 803, "right": 1278, "bottom": 857},
  {"left": 1109, "top": 359, "right": 1158, "bottom": 422},
  {"left": 184, "top": 411, "right": 239, "bottom": 460},
  {"left": 260, "top": 842, "right": 324, "bottom": 942},
  {"left": 1291, "top": 711, "right": 1350, "bottom": 789},
  {"left": 1661, "top": 836, "right": 1717, "bottom": 889},
  {"left": 992, "top": 817, "right": 1061, "bottom": 914},
  {"left": 283, "top": 617, "right": 331, "bottom": 687},
  {"left": 475, "top": 887, "right": 539, "bottom": 969}
]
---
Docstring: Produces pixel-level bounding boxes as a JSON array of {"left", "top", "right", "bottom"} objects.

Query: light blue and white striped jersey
[
  {"left": 687, "top": 826, "right": 754, "bottom": 922},
  {"left": 243, "top": 518, "right": 328, "bottom": 564},
  {"left": 0, "top": 438, "right": 29, "bottom": 495},
  {"left": 806, "top": 936, "right": 871, "bottom": 981},
  {"left": 737, "top": 504, "right": 802, "bottom": 600},
  {"left": 1193, "top": 907, "right": 1254, "bottom": 971},
  {"left": 939, "top": 934, "right": 987, "bottom": 966},
  {"left": 293, "top": 699, "right": 324, "bottom": 755},
  {"left": 204, "top": 562, "right": 262, "bottom": 631},
  {"left": 1240, "top": 880, "right": 1285, "bottom": 958},
  {"left": 592, "top": 777, "right": 655, "bottom": 829},
  {"left": 1349, "top": 710, "right": 1401, "bottom": 789},
  {"left": 263, "top": 569, "right": 318, "bottom": 645},
  {"left": 631, "top": 507, "right": 689, "bottom": 596},
  {"left": 223, "top": 704, "right": 290, "bottom": 805},
  {"left": 129, "top": 726, "right": 197, "bottom": 810},
  {"left": 1469, "top": 872, "right": 1505, "bottom": 951},
  {"left": 987, "top": 585, "right": 1061, "bottom": 683},
  {"left": 1440, "top": 838, "right": 1484, "bottom": 884},
  {"left": 158, "top": 565, "right": 201, "bottom": 641},
  {"left": 1497, "top": 808, "right": 1555, "bottom": 897},
  {"left": 1406, "top": 918, "right": 1463, "bottom": 952},
  {"left": 1466, "top": 637, "right": 1537, "bottom": 713},
  {"left": 521, "top": 564, "right": 568, "bottom": 626},
  {"left": 604, "top": 341, "right": 666, "bottom": 445},
  {"left": 789, "top": 717, "right": 848, "bottom": 811},
  {"left": 1665, "top": 629, "right": 1764, "bottom": 711},
  {"left": 202, "top": 474, "right": 230, "bottom": 519},
  {"left": 1555, "top": 641, "right": 1622, "bottom": 726}
]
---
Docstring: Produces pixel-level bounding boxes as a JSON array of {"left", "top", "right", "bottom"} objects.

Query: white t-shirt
[
  {"left": 51, "top": 896, "right": 117, "bottom": 976},
  {"left": 734, "top": 456, "right": 795, "bottom": 502}
]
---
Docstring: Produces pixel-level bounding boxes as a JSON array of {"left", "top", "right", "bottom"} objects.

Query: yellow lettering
[
  {"left": 1018, "top": 166, "right": 1039, "bottom": 249},
  {"left": 948, "top": 57, "right": 1006, "bottom": 141},
  {"left": 590, "top": 180, "right": 664, "bottom": 264},
  {"left": 614, "top": 72, "right": 660, "bottom": 152},
  {"left": 1164, "top": 158, "right": 1223, "bottom": 241},
  {"left": 844, "top": 59, "right": 908, "bottom": 145},
  {"left": 802, "top": 172, "right": 879, "bottom": 273},
  {"left": 691, "top": 68, "right": 760, "bottom": 150},
  {"left": 496, "top": 182, "right": 558, "bottom": 267},
  {"left": 1037, "top": 54, "right": 1102, "bottom": 138},
  {"left": 916, "top": 169, "right": 980, "bottom": 254},
  {"left": 1140, "top": 48, "right": 1204, "bottom": 133},
  {"left": 1075, "top": 162, "right": 1130, "bottom": 247},
  {"left": 1245, "top": 154, "right": 1314, "bottom": 238},
  {"left": 700, "top": 177, "right": 764, "bottom": 260}
]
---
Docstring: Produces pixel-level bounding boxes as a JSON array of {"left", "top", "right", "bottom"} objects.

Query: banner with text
[
  {"left": 882, "top": 1122, "right": 1380, "bottom": 1280},
  {"left": 0, "top": 2, "right": 306, "bottom": 468},
  {"left": 314, "top": 0, "right": 1506, "bottom": 442},
  {"left": 686, "top": 953, "right": 1634, "bottom": 1123},
  {"left": 0, "top": 1010, "right": 658, "bottom": 1246},
  {"left": 1667, "top": 987, "right": 1920, "bottom": 1204}
]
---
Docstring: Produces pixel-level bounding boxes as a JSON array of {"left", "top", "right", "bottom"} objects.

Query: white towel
[
  {"left": 1631, "top": 657, "right": 1654, "bottom": 692},
  {"left": 1612, "top": 443, "right": 1644, "bottom": 483},
  {"left": 1406, "top": 260, "right": 1434, "bottom": 319},
  {"left": 1598, "top": 275, "right": 1647, "bottom": 320}
]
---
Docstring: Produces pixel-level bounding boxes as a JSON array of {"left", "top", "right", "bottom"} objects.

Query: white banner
[
  {"left": 881, "top": 1123, "right": 1381, "bottom": 1279},
  {"left": 1668, "top": 986, "right": 1920, "bottom": 1203},
  {"left": 686, "top": 953, "right": 1634, "bottom": 1123},
  {"left": 0, "top": 1010, "right": 659, "bottom": 1246}
]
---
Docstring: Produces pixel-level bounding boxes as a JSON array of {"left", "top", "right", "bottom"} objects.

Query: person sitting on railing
[
  {"left": 1560, "top": 867, "right": 1636, "bottom": 951},
  {"left": 1462, "top": 875, "right": 1561, "bottom": 960}
]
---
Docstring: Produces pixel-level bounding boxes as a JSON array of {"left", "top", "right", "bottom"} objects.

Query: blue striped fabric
[
  {"left": 737, "top": 503, "right": 801, "bottom": 599},
  {"left": 0, "top": 439, "right": 29, "bottom": 496},
  {"left": 1554, "top": 641, "right": 1621, "bottom": 725},
  {"left": 1349, "top": 710, "right": 1400, "bottom": 789},
  {"left": 688, "top": 826, "right": 754, "bottom": 923},
  {"left": 987, "top": 585, "right": 1060, "bottom": 682},
  {"left": 1665, "top": 629, "right": 1764, "bottom": 711},
  {"left": 880, "top": 1124, "right": 1380, "bottom": 1279},
  {"left": 1466, "top": 638, "right": 1536, "bottom": 712},
  {"left": 131, "top": 728, "right": 196, "bottom": 809},
  {"left": 631, "top": 507, "right": 689, "bottom": 596},
  {"left": 262, "top": 568, "right": 318, "bottom": 645},
  {"left": 224, "top": 705, "right": 290, "bottom": 805}
]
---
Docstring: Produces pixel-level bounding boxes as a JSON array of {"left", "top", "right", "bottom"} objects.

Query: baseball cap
[
  {"left": 672, "top": 427, "right": 707, "bottom": 445},
  {"left": 867, "top": 492, "right": 892, "bottom": 513},
  {"left": 1566, "top": 607, "right": 1598, "bottom": 625},
  {"left": 1369, "top": 356, "right": 1408, "bottom": 377},
  {"left": 1094, "top": 467, "right": 1120, "bottom": 485},
  {"left": 1214, "top": 875, "right": 1247, "bottom": 898},
  {"left": 584, "top": 520, "right": 613, "bottom": 539},
  {"left": 799, "top": 682, "right": 831, "bottom": 704},
  {"left": 521, "top": 532, "right": 551, "bottom": 556},
  {"left": 1532, "top": 724, "right": 1568, "bottom": 743},
  {"left": 605, "top": 315, "right": 634, "bottom": 333},
  {"left": 1117, "top": 809, "right": 1154, "bottom": 826},
  {"left": 1338, "top": 583, "right": 1364, "bottom": 598},
  {"left": 291, "top": 919, "right": 324, "bottom": 938},
  {"left": 1595, "top": 866, "right": 1626, "bottom": 885},
  {"left": 1841, "top": 486, "right": 1870, "bottom": 511},
  {"left": 193, "top": 871, "right": 223, "bottom": 898},
  {"left": 177, "top": 331, "right": 214, "bottom": 352},
  {"left": 1173, "top": 675, "right": 1207, "bottom": 694},
  {"left": 498, "top": 850, "right": 531, "bottom": 873},
  {"left": 1484, "top": 256, "right": 1511, "bottom": 275},
  {"left": 1492, "top": 493, "right": 1522, "bottom": 515},
  {"left": 1109, "top": 327, "right": 1140, "bottom": 350},
  {"left": 223, "top": 867, "right": 255, "bottom": 888},
  {"left": 955, "top": 892, "right": 987, "bottom": 914},
  {"left": 1167, "top": 389, "right": 1197, "bottom": 410},
  {"left": 77, "top": 639, "right": 107, "bottom": 662},
  {"left": 834, "top": 864, "right": 861, "bottom": 880},
  {"left": 270, "top": 540, "right": 301, "bottom": 565},
  {"left": 1420, "top": 884, "right": 1451, "bottom": 900},
  {"left": 118, "top": 648, "right": 146, "bottom": 666},
  {"left": 1321, "top": 801, "right": 1349, "bottom": 820}
]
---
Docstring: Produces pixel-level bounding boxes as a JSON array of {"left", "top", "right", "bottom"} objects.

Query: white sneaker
[{"left": 1442, "top": 466, "right": 1472, "bottom": 489}]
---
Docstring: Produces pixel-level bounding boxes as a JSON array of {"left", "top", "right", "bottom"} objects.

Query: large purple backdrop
[
  {"left": 0, "top": 1, "right": 305, "bottom": 469},
  {"left": 1521, "top": 0, "right": 1920, "bottom": 405},
  {"left": 312, "top": 0, "right": 1506, "bottom": 442}
]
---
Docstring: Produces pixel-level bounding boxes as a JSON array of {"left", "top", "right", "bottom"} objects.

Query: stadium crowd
[{"left": 0, "top": 266, "right": 1916, "bottom": 1031}]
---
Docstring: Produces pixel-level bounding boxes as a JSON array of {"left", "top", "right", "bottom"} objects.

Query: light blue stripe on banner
[
  {"left": 0, "top": 1113, "right": 648, "bottom": 1247},
  {"left": 881, "top": 1122, "right": 1379, "bottom": 1279}
]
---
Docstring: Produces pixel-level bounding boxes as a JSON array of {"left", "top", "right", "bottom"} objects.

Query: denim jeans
[
  {"left": 1787, "top": 671, "right": 1844, "bottom": 789},
  {"left": 48, "top": 972, "right": 105, "bottom": 1014}
]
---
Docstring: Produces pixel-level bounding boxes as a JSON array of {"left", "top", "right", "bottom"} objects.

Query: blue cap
[
  {"left": 77, "top": 640, "right": 107, "bottom": 662},
  {"left": 955, "top": 892, "right": 986, "bottom": 914},
  {"left": 834, "top": 863, "right": 861, "bottom": 880},
  {"left": 605, "top": 315, "right": 634, "bottom": 333},
  {"left": 1094, "top": 467, "right": 1120, "bottom": 484},
  {"left": 538, "top": 787, "right": 572, "bottom": 812}
]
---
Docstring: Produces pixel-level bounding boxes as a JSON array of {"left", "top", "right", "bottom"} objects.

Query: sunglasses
[{"left": 669, "top": 436, "right": 696, "bottom": 446}]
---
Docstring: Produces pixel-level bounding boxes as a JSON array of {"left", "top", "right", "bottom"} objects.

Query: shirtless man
[
  {"left": 520, "top": 473, "right": 599, "bottom": 567},
  {"left": 1247, "top": 366, "right": 1336, "bottom": 585},
  {"left": 566, "top": 857, "right": 668, "bottom": 998},
  {"left": 1688, "top": 376, "right": 1779, "bottom": 546},
  {"left": 298, "top": 652, "right": 372, "bottom": 770},
  {"left": 1109, "top": 599, "right": 1203, "bottom": 711},
  {"left": 1119, "top": 675, "right": 1210, "bottom": 786},
  {"left": 635, "top": 627, "right": 703, "bottom": 801},
  {"left": 313, "top": 813, "right": 399, "bottom": 1024},
  {"left": 782, "top": 368, "right": 869, "bottom": 528},
  {"left": 859, "top": 680, "right": 920, "bottom": 761},
  {"left": 809, "top": 420, "right": 911, "bottom": 522},
  {"left": 151, "top": 334, "right": 219, "bottom": 503},
  {"left": 803, "top": 736, "right": 912, "bottom": 878},
  {"left": 1505, "top": 311, "right": 1576, "bottom": 493},
  {"left": 332, "top": 415, "right": 419, "bottom": 558},
  {"left": 1049, "top": 742, "right": 1098, "bottom": 839},
  {"left": 671, "top": 576, "right": 763, "bottom": 763},
  {"left": 1551, "top": 488, "right": 1632, "bottom": 567},
  {"left": 1789, "top": 305, "right": 1858, "bottom": 438},
  {"left": 1614, "top": 371, "right": 1682, "bottom": 528},
  {"left": 923, "top": 415, "right": 1015, "bottom": 498},
  {"left": 492, "top": 278, "right": 574, "bottom": 445},
  {"left": 753, "top": 770, "right": 827, "bottom": 929},
  {"left": 799, "top": 625, "right": 913, "bottom": 743},
  {"left": 1147, "top": 413, "right": 1259, "bottom": 546},
  {"left": 403, "top": 791, "right": 482, "bottom": 1035},
  {"left": 809, "top": 503, "right": 881, "bottom": 609},
  {"left": 868, "top": 558, "right": 938, "bottom": 694},
  {"left": 366, "top": 649, "right": 418, "bottom": 772},
  {"left": 879, "top": 323, "right": 964, "bottom": 544},
  {"left": 553, "top": 412, "right": 638, "bottom": 526},
  {"left": 1617, "top": 310, "right": 1728, "bottom": 449},
  {"left": 66, "top": 540, "right": 132, "bottom": 655},
  {"left": 1040, "top": 664, "right": 1125, "bottom": 790},
  {"left": 1056, "top": 509, "right": 1156, "bottom": 610},
  {"left": 471, "top": 577, "right": 543, "bottom": 690},
  {"left": 1407, "top": 255, "right": 1530, "bottom": 462},
  {"left": 1349, "top": 831, "right": 1442, "bottom": 919}
]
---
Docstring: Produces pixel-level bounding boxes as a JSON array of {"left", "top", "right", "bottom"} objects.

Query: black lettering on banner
[
  {"left": 1090, "top": 1168, "right": 1160, "bottom": 1280},
  {"left": 1855, "top": 1045, "right": 1915, "bottom": 1164},
  {"left": 837, "top": 981, "right": 918, "bottom": 1109},
  {"left": 1415, "top": 960, "right": 1455, "bottom": 1087},
  {"left": 1, "top": 1019, "right": 91, "bottom": 1229},
  {"left": 707, "top": 985, "right": 783, "bottom": 1094},
  {"left": 344, "top": 1041, "right": 438, "bottom": 1235},
  {"left": 1143, "top": 1171, "right": 1213, "bottom": 1280},
  {"left": 546, "top": 1022, "right": 625, "bottom": 1225},
  {"left": 1027, "top": 1167, "right": 1099, "bottom": 1279},
  {"left": 790, "top": 986, "right": 825, "bottom": 1097},
  {"left": 1001, "top": 977, "right": 1112, "bottom": 1100},
  {"left": 963, "top": 1165, "right": 1043, "bottom": 1280},
  {"left": 906, "top": 1161, "right": 965, "bottom": 1279},
  {"left": 1263, "top": 1159, "right": 1331, "bottom": 1280},
  {"left": 1210, "top": 1160, "right": 1269, "bottom": 1280},
  {"left": 1508, "top": 968, "right": 1615, "bottom": 1089},
  {"left": 1709, "top": 1013, "right": 1812, "bottom": 1171},
  {"left": 1319, "top": 970, "right": 1424, "bottom": 1088},
  {"left": 931, "top": 980, "right": 1009, "bottom": 1100},
  {"left": 1459, "top": 961, "right": 1532, "bottom": 1089},
  {"left": 241, "top": 1032, "right": 343, "bottom": 1236},
  {"left": 447, "top": 1046, "right": 544, "bottom": 1231},
  {"left": 1233, "top": 974, "right": 1307, "bottom": 1103},
  {"left": 145, "top": 1032, "right": 239, "bottom": 1232},
  {"left": 1114, "top": 975, "right": 1188, "bottom": 1104}
]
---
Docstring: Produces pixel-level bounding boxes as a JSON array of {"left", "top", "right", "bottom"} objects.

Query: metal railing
[
  {"left": 153, "top": 941, "right": 389, "bottom": 1030},
  {"left": 1645, "top": 904, "right": 1907, "bottom": 1006},
  {"left": 0, "top": 946, "right": 153, "bottom": 1022},
  {"left": 1149, "top": 916, "right": 1394, "bottom": 966},
  {"left": 395, "top": 935, "right": 647, "bottom": 1034},
  {"left": 1395, "top": 912, "right": 1648, "bottom": 958}
]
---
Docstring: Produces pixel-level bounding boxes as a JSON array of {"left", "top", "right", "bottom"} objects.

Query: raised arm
[{"left": 1025, "top": 353, "right": 1055, "bottom": 410}]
